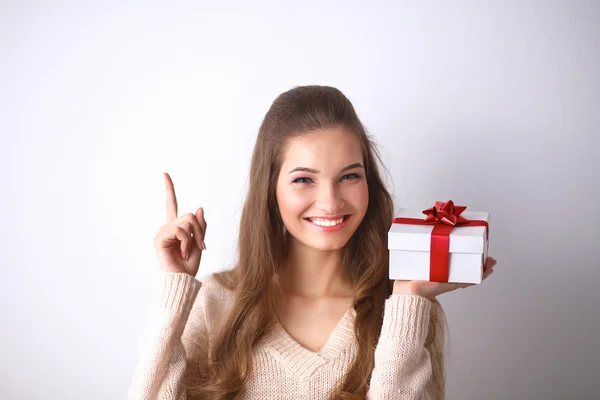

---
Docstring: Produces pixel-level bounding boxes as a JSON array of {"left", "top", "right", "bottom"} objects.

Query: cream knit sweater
[{"left": 127, "top": 272, "right": 441, "bottom": 399}]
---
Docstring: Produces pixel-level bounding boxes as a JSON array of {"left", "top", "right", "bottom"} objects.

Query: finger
[
  {"left": 155, "top": 224, "right": 191, "bottom": 258},
  {"left": 483, "top": 266, "right": 495, "bottom": 280},
  {"left": 172, "top": 226, "right": 191, "bottom": 259},
  {"left": 195, "top": 207, "right": 207, "bottom": 249},
  {"left": 175, "top": 221, "right": 194, "bottom": 255},
  {"left": 485, "top": 257, "right": 497, "bottom": 271},
  {"left": 164, "top": 172, "right": 178, "bottom": 223},
  {"left": 179, "top": 213, "right": 204, "bottom": 251}
]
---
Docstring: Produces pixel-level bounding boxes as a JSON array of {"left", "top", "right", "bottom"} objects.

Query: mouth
[{"left": 303, "top": 214, "right": 351, "bottom": 231}]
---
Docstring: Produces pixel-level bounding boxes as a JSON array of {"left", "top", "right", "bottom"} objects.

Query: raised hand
[
  {"left": 152, "top": 172, "right": 207, "bottom": 276},
  {"left": 392, "top": 257, "right": 497, "bottom": 299}
]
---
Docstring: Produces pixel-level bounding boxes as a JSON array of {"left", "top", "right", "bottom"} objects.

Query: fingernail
[{"left": 202, "top": 241, "right": 206, "bottom": 250}]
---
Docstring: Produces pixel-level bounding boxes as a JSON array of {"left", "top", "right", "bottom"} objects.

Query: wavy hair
[{"left": 189, "top": 85, "right": 446, "bottom": 399}]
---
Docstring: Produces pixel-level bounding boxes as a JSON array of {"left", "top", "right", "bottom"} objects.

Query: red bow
[{"left": 422, "top": 200, "right": 468, "bottom": 226}]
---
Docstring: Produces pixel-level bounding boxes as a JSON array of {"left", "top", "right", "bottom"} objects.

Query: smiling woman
[
  {"left": 126, "top": 85, "right": 492, "bottom": 400},
  {"left": 276, "top": 127, "right": 369, "bottom": 251}
]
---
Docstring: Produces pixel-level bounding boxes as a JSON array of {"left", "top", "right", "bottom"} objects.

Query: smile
[{"left": 304, "top": 215, "right": 350, "bottom": 230}]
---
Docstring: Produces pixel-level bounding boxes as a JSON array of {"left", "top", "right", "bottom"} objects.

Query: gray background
[{"left": 1, "top": 1, "right": 598, "bottom": 399}]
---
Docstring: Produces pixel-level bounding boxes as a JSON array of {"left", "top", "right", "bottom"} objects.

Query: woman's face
[{"left": 276, "top": 127, "right": 369, "bottom": 252}]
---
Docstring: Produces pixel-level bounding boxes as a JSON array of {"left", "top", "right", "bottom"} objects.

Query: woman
[{"left": 128, "top": 85, "right": 496, "bottom": 399}]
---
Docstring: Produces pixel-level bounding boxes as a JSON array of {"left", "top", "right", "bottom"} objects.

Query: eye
[
  {"left": 292, "top": 177, "right": 314, "bottom": 184},
  {"left": 340, "top": 173, "right": 361, "bottom": 181}
]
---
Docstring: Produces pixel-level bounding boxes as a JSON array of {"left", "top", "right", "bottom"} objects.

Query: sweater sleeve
[
  {"left": 367, "top": 294, "right": 440, "bottom": 400},
  {"left": 127, "top": 272, "right": 205, "bottom": 400}
]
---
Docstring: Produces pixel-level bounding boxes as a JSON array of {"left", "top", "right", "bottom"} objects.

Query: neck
[{"left": 277, "top": 238, "right": 354, "bottom": 298}]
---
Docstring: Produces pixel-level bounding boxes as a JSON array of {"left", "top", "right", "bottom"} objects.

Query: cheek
[
  {"left": 276, "top": 187, "right": 312, "bottom": 218},
  {"left": 347, "top": 182, "right": 369, "bottom": 212}
]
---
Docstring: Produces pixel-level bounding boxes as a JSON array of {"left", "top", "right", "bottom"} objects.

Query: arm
[
  {"left": 367, "top": 294, "right": 440, "bottom": 400},
  {"left": 370, "top": 256, "right": 497, "bottom": 399},
  {"left": 127, "top": 272, "right": 207, "bottom": 400}
]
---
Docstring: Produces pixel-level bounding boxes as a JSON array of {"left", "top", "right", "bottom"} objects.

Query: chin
[
  {"left": 309, "top": 242, "right": 348, "bottom": 252},
  {"left": 301, "top": 235, "right": 353, "bottom": 252}
]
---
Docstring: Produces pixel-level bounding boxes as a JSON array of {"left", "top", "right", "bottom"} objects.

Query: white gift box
[{"left": 388, "top": 207, "right": 491, "bottom": 284}]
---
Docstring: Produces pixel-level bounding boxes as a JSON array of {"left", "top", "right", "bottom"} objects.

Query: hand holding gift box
[{"left": 389, "top": 200, "right": 492, "bottom": 286}]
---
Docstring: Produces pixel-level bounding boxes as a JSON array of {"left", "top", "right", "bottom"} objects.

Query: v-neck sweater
[{"left": 127, "top": 272, "right": 440, "bottom": 399}]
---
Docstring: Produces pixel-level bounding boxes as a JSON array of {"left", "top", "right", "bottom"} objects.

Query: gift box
[{"left": 388, "top": 201, "right": 490, "bottom": 284}]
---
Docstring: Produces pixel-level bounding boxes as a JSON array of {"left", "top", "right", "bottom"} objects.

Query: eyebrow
[{"left": 288, "top": 162, "right": 364, "bottom": 174}]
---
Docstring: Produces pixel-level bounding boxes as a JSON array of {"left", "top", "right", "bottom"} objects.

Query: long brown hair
[{"left": 190, "top": 85, "right": 446, "bottom": 399}]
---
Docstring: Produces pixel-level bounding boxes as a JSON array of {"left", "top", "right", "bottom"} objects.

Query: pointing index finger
[{"left": 164, "top": 172, "right": 178, "bottom": 223}]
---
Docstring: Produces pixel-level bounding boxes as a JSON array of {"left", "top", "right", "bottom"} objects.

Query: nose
[{"left": 315, "top": 182, "right": 345, "bottom": 214}]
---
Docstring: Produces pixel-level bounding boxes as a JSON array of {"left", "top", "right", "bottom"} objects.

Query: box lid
[{"left": 388, "top": 207, "right": 490, "bottom": 254}]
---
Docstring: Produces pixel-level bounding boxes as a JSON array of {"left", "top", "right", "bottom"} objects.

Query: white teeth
[{"left": 309, "top": 217, "right": 344, "bottom": 227}]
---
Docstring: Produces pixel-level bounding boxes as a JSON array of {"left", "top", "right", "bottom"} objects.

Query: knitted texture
[{"left": 128, "top": 272, "right": 438, "bottom": 399}]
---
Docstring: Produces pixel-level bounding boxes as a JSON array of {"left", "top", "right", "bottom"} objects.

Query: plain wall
[{"left": 1, "top": 1, "right": 599, "bottom": 399}]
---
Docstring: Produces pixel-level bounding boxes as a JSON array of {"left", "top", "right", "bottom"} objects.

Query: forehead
[{"left": 281, "top": 127, "right": 363, "bottom": 169}]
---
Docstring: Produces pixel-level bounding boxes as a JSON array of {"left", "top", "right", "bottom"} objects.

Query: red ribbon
[{"left": 392, "top": 200, "right": 489, "bottom": 282}]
